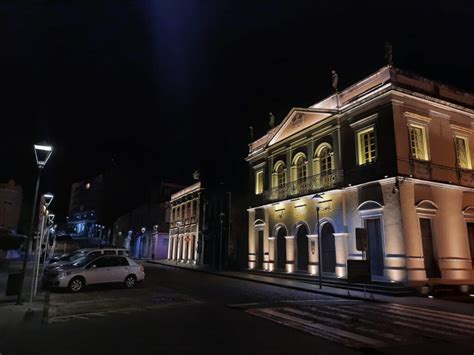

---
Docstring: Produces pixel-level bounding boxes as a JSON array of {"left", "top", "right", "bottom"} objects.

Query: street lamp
[
  {"left": 219, "top": 212, "right": 225, "bottom": 271},
  {"left": 17, "top": 143, "right": 53, "bottom": 305},
  {"left": 312, "top": 193, "right": 325, "bottom": 289}
]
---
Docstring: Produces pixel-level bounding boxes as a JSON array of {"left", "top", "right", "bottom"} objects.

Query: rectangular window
[
  {"left": 409, "top": 124, "right": 429, "bottom": 160},
  {"left": 255, "top": 170, "right": 264, "bottom": 195},
  {"left": 455, "top": 136, "right": 472, "bottom": 169},
  {"left": 357, "top": 127, "right": 376, "bottom": 165}
]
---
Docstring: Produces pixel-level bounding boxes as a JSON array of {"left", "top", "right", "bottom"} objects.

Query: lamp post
[
  {"left": 40, "top": 213, "right": 55, "bottom": 278},
  {"left": 30, "top": 193, "right": 53, "bottom": 305},
  {"left": 219, "top": 212, "right": 225, "bottom": 271},
  {"left": 312, "top": 193, "right": 325, "bottom": 289},
  {"left": 17, "top": 143, "right": 53, "bottom": 305}
]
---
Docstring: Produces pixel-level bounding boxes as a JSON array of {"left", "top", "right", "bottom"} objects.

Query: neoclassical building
[
  {"left": 168, "top": 181, "right": 232, "bottom": 269},
  {"left": 246, "top": 65, "right": 474, "bottom": 287}
]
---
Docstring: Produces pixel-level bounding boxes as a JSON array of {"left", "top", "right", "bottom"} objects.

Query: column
[
  {"left": 263, "top": 208, "right": 270, "bottom": 271},
  {"left": 182, "top": 235, "right": 188, "bottom": 262},
  {"left": 285, "top": 236, "right": 295, "bottom": 273},
  {"left": 177, "top": 236, "right": 182, "bottom": 261},
  {"left": 268, "top": 237, "right": 275, "bottom": 271},
  {"left": 433, "top": 187, "right": 471, "bottom": 280},
  {"left": 400, "top": 181, "right": 425, "bottom": 281},
  {"left": 333, "top": 233, "right": 349, "bottom": 278},
  {"left": 307, "top": 234, "right": 319, "bottom": 275},
  {"left": 167, "top": 236, "right": 173, "bottom": 260},
  {"left": 248, "top": 209, "right": 256, "bottom": 269},
  {"left": 188, "top": 235, "right": 195, "bottom": 263}
]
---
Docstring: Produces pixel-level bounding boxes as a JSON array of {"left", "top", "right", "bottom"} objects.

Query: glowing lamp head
[
  {"left": 141, "top": 227, "right": 146, "bottom": 234},
  {"left": 43, "top": 193, "right": 54, "bottom": 207},
  {"left": 34, "top": 144, "right": 53, "bottom": 168},
  {"left": 312, "top": 193, "right": 325, "bottom": 202}
]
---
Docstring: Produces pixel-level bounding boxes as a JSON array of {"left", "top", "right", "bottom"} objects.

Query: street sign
[
  {"left": 347, "top": 260, "right": 371, "bottom": 283},
  {"left": 355, "top": 228, "right": 368, "bottom": 252}
]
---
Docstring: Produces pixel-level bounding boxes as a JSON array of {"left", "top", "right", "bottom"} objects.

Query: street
[{"left": 1, "top": 263, "right": 474, "bottom": 355}]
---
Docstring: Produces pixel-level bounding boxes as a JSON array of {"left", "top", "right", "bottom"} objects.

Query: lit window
[
  {"left": 255, "top": 170, "right": 264, "bottom": 195},
  {"left": 319, "top": 147, "right": 332, "bottom": 174},
  {"left": 357, "top": 127, "right": 376, "bottom": 165},
  {"left": 455, "top": 136, "right": 472, "bottom": 169},
  {"left": 295, "top": 155, "right": 307, "bottom": 180},
  {"left": 272, "top": 161, "right": 286, "bottom": 187},
  {"left": 409, "top": 124, "right": 429, "bottom": 161}
]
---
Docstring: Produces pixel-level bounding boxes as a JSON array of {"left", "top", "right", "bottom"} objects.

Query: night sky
[{"left": 2, "top": 1, "right": 474, "bottom": 225}]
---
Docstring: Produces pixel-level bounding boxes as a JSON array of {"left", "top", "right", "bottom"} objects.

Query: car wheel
[
  {"left": 124, "top": 275, "right": 136, "bottom": 289},
  {"left": 68, "top": 277, "right": 84, "bottom": 292}
]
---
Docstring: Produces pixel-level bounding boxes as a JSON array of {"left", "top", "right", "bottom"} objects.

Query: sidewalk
[
  {"left": 0, "top": 259, "right": 49, "bottom": 334},
  {"left": 149, "top": 259, "right": 474, "bottom": 316}
]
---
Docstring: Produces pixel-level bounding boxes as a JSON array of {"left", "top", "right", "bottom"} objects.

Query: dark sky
[{"left": 2, "top": 1, "right": 474, "bottom": 223}]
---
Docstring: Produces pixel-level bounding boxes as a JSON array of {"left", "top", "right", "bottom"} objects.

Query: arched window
[
  {"left": 319, "top": 147, "right": 332, "bottom": 174},
  {"left": 272, "top": 161, "right": 286, "bottom": 187},
  {"left": 292, "top": 153, "right": 308, "bottom": 181},
  {"left": 314, "top": 143, "right": 334, "bottom": 175}
]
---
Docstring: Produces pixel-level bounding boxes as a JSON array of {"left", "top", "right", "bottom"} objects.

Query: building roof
[
  {"left": 248, "top": 65, "right": 474, "bottom": 157},
  {"left": 171, "top": 181, "right": 202, "bottom": 201}
]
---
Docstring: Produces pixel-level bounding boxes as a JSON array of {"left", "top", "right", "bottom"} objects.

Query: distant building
[
  {"left": 167, "top": 181, "right": 233, "bottom": 269},
  {"left": 0, "top": 180, "right": 23, "bottom": 232},
  {"left": 67, "top": 174, "right": 104, "bottom": 238},
  {"left": 112, "top": 182, "right": 184, "bottom": 258},
  {"left": 246, "top": 65, "right": 474, "bottom": 288}
]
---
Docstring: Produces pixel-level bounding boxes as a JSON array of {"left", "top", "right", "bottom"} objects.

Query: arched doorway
[
  {"left": 275, "top": 226, "right": 287, "bottom": 270},
  {"left": 321, "top": 223, "right": 336, "bottom": 273},
  {"left": 296, "top": 224, "right": 309, "bottom": 271}
]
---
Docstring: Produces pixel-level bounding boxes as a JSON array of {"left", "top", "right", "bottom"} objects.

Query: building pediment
[{"left": 268, "top": 108, "right": 336, "bottom": 147}]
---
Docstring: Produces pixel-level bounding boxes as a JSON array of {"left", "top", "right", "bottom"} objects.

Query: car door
[
  {"left": 108, "top": 257, "right": 130, "bottom": 282},
  {"left": 84, "top": 257, "right": 112, "bottom": 284}
]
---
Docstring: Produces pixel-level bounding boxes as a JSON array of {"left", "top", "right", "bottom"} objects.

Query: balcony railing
[{"left": 261, "top": 170, "right": 343, "bottom": 202}]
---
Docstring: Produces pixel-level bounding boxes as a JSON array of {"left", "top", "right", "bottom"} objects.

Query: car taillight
[{"left": 139, "top": 265, "right": 144, "bottom": 272}]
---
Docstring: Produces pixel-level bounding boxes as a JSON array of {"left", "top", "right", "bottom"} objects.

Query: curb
[{"left": 147, "top": 261, "right": 383, "bottom": 303}]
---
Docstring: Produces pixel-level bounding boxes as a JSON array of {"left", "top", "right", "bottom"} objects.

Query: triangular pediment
[{"left": 268, "top": 108, "right": 336, "bottom": 147}]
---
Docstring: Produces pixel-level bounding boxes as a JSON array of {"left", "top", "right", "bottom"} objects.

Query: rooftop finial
[
  {"left": 331, "top": 70, "right": 338, "bottom": 93},
  {"left": 249, "top": 126, "right": 254, "bottom": 141},
  {"left": 192, "top": 170, "right": 200, "bottom": 180},
  {"left": 269, "top": 112, "right": 275, "bottom": 128},
  {"left": 385, "top": 42, "right": 393, "bottom": 66}
]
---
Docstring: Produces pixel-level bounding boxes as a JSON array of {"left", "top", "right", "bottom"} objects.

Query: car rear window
[
  {"left": 103, "top": 250, "right": 116, "bottom": 255},
  {"left": 109, "top": 257, "right": 129, "bottom": 266}
]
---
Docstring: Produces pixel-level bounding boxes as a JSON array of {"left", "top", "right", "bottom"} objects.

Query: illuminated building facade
[
  {"left": 0, "top": 179, "right": 23, "bottom": 233},
  {"left": 246, "top": 65, "right": 474, "bottom": 287},
  {"left": 167, "top": 181, "right": 232, "bottom": 269}
]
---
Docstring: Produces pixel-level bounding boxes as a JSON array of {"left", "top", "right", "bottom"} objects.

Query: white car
[
  {"left": 46, "top": 247, "right": 129, "bottom": 271},
  {"left": 42, "top": 255, "right": 145, "bottom": 292}
]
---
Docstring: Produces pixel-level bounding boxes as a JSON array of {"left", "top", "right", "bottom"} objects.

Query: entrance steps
[{"left": 247, "top": 269, "right": 414, "bottom": 296}]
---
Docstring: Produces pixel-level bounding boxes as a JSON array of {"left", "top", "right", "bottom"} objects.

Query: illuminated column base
[
  {"left": 307, "top": 234, "right": 319, "bottom": 275},
  {"left": 334, "top": 233, "right": 349, "bottom": 279},
  {"left": 268, "top": 237, "right": 275, "bottom": 272},
  {"left": 285, "top": 236, "right": 295, "bottom": 273},
  {"left": 248, "top": 253, "right": 256, "bottom": 269},
  {"left": 384, "top": 255, "right": 407, "bottom": 282},
  {"left": 440, "top": 258, "right": 472, "bottom": 280}
]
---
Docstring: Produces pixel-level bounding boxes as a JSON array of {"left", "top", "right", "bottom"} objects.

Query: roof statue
[
  {"left": 385, "top": 42, "right": 393, "bottom": 66},
  {"left": 249, "top": 126, "right": 254, "bottom": 141},
  {"left": 269, "top": 112, "right": 276, "bottom": 128},
  {"left": 192, "top": 170, "right": 200, "bottom": 180},
  {"left": 331, "top": 70, "right": 338, "bottom": 93}
]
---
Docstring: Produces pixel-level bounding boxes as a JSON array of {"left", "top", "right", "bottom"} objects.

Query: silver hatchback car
[{"left": 42, "top": 255, "right": 145, "bottom": 292}]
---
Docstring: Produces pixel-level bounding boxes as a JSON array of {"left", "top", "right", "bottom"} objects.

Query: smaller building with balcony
[
  {"left": 167, "top": 180, "right": 232, "bottom": 270},
  {"left": 246, "top": 65, "right": 474, "bottom": 288}
]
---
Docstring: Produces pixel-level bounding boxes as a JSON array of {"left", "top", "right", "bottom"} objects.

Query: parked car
[
  {"left": 46, "top": 247, "right": 129, "bottom": 271},
  {"left": 42, "top": 255, "right": 145, "bottom": 292},
  {"left": 48, "top": 249, "right": 88, "bottom": 264}
]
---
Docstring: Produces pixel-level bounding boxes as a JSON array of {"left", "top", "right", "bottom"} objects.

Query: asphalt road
[{"left": 2, "top": 263, "right": 474, "bottom": 355}]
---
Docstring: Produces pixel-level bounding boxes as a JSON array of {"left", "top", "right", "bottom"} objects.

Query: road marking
[
  {"left": 250, "top": 308, "right": 386, "bottom": 348},
  {"left": 246, "top": 302, "right": 474, "bottom": 349}
]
